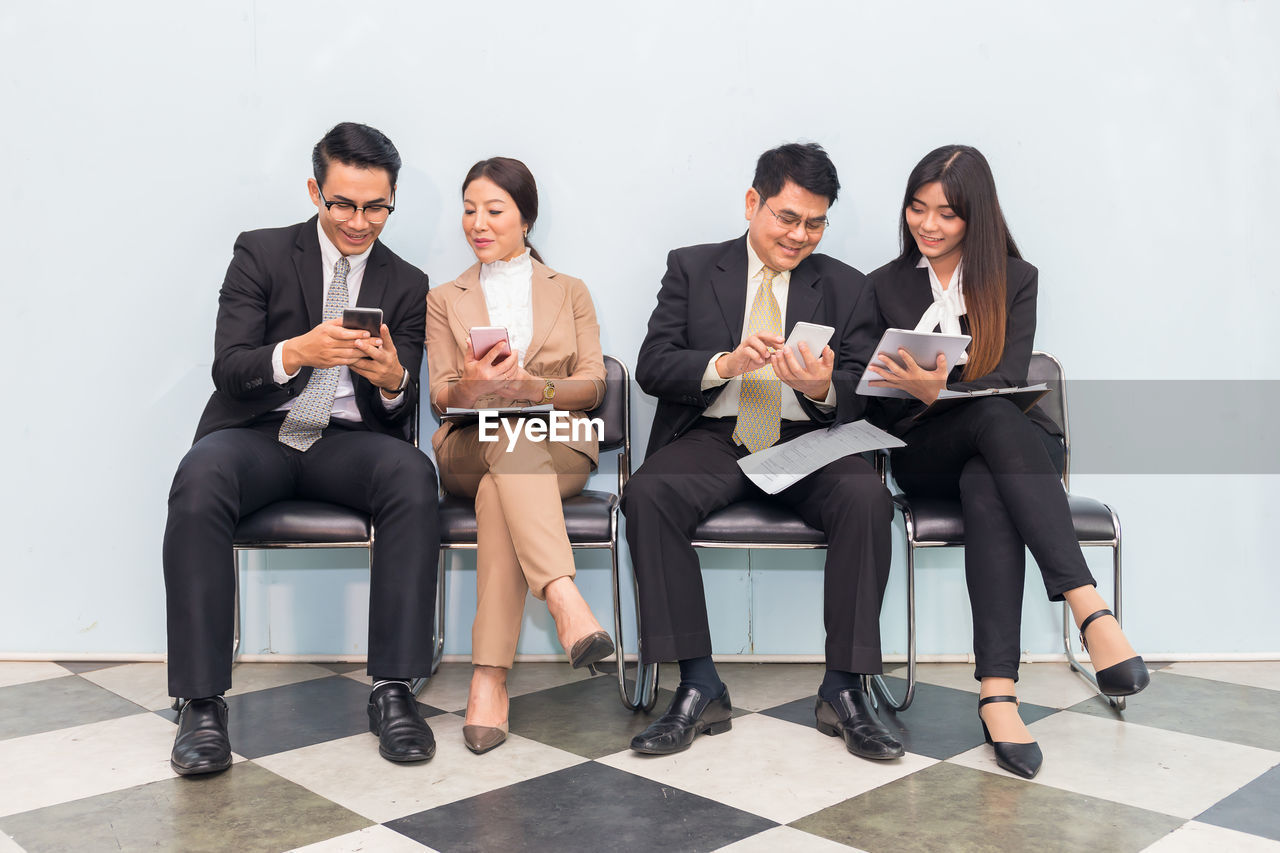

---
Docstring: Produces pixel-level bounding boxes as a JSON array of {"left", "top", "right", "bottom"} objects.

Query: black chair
[
  {"left": 437, "top": 355, "right": 650, "bottom": 710},
  {"left": 232, "top": 399, "right": 445, "bottom": 694},
  {"left": 880, "top": 351, "right": 1127, "bottom": 712},
  {"left": 621, "top": 467, "right": 871, "bottom": 712}
]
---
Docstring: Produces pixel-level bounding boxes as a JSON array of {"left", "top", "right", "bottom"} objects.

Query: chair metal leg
[
  {"left": 1063, "top": 508, "right": 1125, "bottom": 710},
  {"left": 609, "top": 507, "right": 658, "bottom": 711},
  {"left": 232, "top": 549, "right": 242, "bottom": 658},
  {"left": 432, "top": 550, "right": 447, "bottom": 676},
  {"left": 873, "top": 500, "right": 917, "bottom": 712}
]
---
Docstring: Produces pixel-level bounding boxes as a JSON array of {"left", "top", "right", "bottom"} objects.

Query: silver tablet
[{"left": 856, "top": 328, "right": 971, "bottom": 398}]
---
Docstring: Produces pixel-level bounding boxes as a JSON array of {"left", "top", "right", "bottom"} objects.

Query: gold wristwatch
[{"left": 542, "top": 380, "right": 556, "bottom": 402}]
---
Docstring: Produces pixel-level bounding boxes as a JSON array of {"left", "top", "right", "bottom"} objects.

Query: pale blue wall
[{"left": 2, "top": 0, "right": 1277, "bottom": 660}]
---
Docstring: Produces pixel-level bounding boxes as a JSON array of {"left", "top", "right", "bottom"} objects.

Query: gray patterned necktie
[{"left": 278, "top": 256, "right": 350, "bottom": 451}]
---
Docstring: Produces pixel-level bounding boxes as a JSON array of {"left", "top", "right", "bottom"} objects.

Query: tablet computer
[{"left": 856, "top": 328, "right": 971, "bottom": 398}]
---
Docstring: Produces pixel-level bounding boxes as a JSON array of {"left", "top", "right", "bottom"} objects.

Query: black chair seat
[
  {"left": 898, "top": 493, "right": 1118, "bottom": 544},
  {"left": 234, "top": 500, "right": 371, "bottom": 546},
  {"left": 692, "top": 500, "right": 826, "bottom": 545},
  {"left": 439, "top": 489, "right": 618, "bottom": 545}
]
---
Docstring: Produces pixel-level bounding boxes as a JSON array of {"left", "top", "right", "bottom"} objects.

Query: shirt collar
[
  {"left": 316, "top": 218, "right": 374, "bottom": 275},
  {"left": 917, "top": 255, "right": 963, "bottom": 301},
  {"left": 746, "top": 240, "right": 790, "bottom": 285},
  {"left": 479, "top": 249, "right": 533, "bottom": 286}
]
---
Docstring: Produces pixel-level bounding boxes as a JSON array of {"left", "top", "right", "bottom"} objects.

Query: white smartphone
[
  {"left": 784, "top": 321, "right": 835, "bottom": 360},
  {"left": 469, "top": 326, "right": 510, "bottom": 363}
]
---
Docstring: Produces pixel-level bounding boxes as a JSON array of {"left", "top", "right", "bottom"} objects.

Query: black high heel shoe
[
  {"left": 978, "top": 695, "right": 1042, "bottom": 780},
  {"left": 1079, "top": 609, "right": 1150, "bottom": 697}
]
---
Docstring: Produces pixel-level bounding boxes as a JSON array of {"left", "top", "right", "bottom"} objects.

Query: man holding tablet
[
  {"left": 162, "top": 122, "right": 439, "bottom": 775},
  {"left": 622, "top": 143, "right": 901, "bottom": 761}
]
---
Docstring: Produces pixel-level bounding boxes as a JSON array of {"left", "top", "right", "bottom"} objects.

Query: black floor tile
[
  {"left": 1069, "top": 670, "right": 1280, "bottom": 752},
  {"left": 791, "top": 761, "right": 1183, "bottom": 853},
  {"left": 0, "top": 676, "right": 146, "bottom": 740},
  {"left": 506, "top": 674, "right": 678, "bottom": 760},
  {"left": 1196, "top": 763, "right": 1280, "bottom": 842},
  {"left": 386, "top": 761, "right": 776, "bottom": 853},
  {"left": 758, "top": 678, "right": 1056, "bottom": 760},
  {"left": 154, "top": 675, "right": 446, "bottom": 759},
  {"left": 0, "top": 762, "right": 371, "bottom": 853},
  {"left": 51, "top": 661, "right": 124, "bottom": 674}
]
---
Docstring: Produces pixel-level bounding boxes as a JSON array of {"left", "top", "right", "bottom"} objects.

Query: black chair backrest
[
  {"left": 1028, "top": 351, "right": 1066, "bottom": 435},
  {"left": 586, "top": 355, "right": 628, "bottom": 452}
]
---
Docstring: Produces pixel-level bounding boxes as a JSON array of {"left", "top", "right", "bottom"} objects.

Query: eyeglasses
[
  {"left": 318, "top": 188, "right": 395, "bottom": 224},
  {"left": 758, "top": 196, "right": 829, "bottom": 234}
]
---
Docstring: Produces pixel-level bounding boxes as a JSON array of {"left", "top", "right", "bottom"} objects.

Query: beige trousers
[{"left": 437, "top": 422, "right": 592, "bottom": 668}]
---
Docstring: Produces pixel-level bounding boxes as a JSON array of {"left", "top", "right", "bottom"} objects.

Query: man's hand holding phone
[
  {"left": 350, "top": 323, "right": 407, "bottom": 396},
  {"left": 282, "top": 318, "right": 369, "bottom": 373}
]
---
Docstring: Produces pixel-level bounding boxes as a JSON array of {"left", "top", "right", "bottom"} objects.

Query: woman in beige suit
[{"left": 425, "top": 157, "right": 614, "bottom": 754}]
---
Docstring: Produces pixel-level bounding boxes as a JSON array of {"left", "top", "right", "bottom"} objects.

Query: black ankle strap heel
[{"left": 1078, "top": 608, "right": 1151, "bottom": 698}]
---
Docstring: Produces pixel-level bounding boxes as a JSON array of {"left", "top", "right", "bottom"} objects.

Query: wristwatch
[{"left": 542, "top": 380, "right": 556, "bottom": 402}]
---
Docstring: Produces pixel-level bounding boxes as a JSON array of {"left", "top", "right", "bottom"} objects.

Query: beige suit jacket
[{"left": 425, "top": 258, "right": 607, "bottom": 464}]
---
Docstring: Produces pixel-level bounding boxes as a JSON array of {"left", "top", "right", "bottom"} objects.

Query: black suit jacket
[
  {"left": 866, "top": 254, "right": 1059, "bottom": 437},
  {"left": 635, "top": 235, "right": 880, "bottom": 458},
  {"left": 193, "top": 217, "right": 430, "bottom": 443}
]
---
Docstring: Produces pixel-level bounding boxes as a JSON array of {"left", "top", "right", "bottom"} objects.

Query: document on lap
[
  {"left": 441, "top": 404, "right": 555, "bottom": 422},
  {"left": 917, "top": 384, "right": 1050, "bottom": 420},
  {"left": 737, "top": 420, "right": 905, "bottom": 495}
]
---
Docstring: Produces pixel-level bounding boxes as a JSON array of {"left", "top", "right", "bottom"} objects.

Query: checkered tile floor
[{"left": 2, "top": 660, "right": 1279, "bottom": 852}]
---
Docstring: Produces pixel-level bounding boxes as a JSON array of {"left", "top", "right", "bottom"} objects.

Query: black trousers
[
  {"left": 163, "top": 418, "right": 440, "bottom": 698},
  {"left": 621, "top": 419, "right": 894, "bottom": 674},
  {"left": 890, "top": 397, "right": 1095, "bottom": 681}
]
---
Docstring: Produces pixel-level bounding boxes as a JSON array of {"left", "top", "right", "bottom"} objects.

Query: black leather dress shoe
[
  {"left": 368, "top": 682, "right": 436, "bottom": 763},
  {"left": 630, "top": 684, "right": 732, "bottom": 755},
  {"left": 170, "top": 696, "right": 232, "bottom": 776},
  {"left": 815, "top": 687, "right": 905, "bottom": 760}
]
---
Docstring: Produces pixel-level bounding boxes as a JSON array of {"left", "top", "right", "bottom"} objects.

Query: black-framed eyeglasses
[
  {"left": 318, "top": 188, "right": 395, "bottom": 224},
  {"left": 758, "top": 195, "right": 829, "bottom": 234}
]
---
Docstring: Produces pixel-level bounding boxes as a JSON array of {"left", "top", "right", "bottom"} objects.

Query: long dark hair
[
  {"left": 896, "top": 145, "right": 1020, "bottom": 380},
  {"left": 461, "top": 157, "right": 543, "bottom": 263}
]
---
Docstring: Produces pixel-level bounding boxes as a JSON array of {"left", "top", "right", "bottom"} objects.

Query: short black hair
[
  {"left": 312, "top": 122, "right": 401, "bottom": 189},
  {"left": 752, "top": 142, "right": 840, "bottom": 205}
]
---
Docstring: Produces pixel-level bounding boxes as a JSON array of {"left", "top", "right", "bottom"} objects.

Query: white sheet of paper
[{"left": 736, "top": 419, "right": 905, "bottom": 494}]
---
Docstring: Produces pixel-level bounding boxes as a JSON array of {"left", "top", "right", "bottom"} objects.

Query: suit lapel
[
  {"left": 710, "top": 236, "right": 749, "bottom": 345},
  {"left": 784, "top": 258, "right": 822, "bottom": 328},
  {"left": 524, "top": 261, "right": 565, "bottom": 365},
  {"left": 292, "top": 217, "right": 324, "bottom": 327},
  {"left": 450, "top": 263, "right": 491, "bottom": 345},
  {"left": 357, "top": 242, "right": 389, "bottom": 311}
]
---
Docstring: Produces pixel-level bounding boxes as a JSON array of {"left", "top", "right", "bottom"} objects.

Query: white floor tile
[
  {"left": 1142, "top": 821, "right": 1280, "bottom": 852},
  {"left": 1163, "top": 662, "right": 1280, "bottom": 693},
  {"left": 0, "top": 830, "right": 27, "bottom": 852},
  {"left": 286, "top": 825, "right": 438, "bottom": 853},
  {"left": 948, "top": 710, "right": 1280, "bottom": 818},
  {"left": 888, "top": 661, "right": 1101, "bottom": 709},
  {"left": 597, "top": 713, "right": 936, "bottom": 824},
  {"left": 82, "top": 662, "right": 334, "bottom": 710},
  {"left": 0, "top": 663, "right": 71, "bottom": 689},
  {"left": 0, "top": 712, "right": 244, "bottom": 818},
  {"left": 255, "top": 713, "right": 586, "bottom": 823},
  {"left": 714, "top": 825, "right": 866, "bottom": 852}
]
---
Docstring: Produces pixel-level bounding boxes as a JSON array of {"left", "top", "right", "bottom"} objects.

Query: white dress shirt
[
  {"left": 700, "top": 241, "right": 837, "bottom": 420},
  {"left": 913, "top": 255, "right": 969, "bottom": 365},
  {"left": 271, "top": 219, "right": 404, "bottom": 422},
  {"left": 478, "top": 250, "right": 534, "bottom": 367}
]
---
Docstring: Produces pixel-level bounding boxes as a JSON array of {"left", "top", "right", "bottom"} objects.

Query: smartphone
[
  {"left": 342, "top": 307, "right": 383, "bottom": 337},
  {"left": 784, "top": 321, "right": 835, "bottom": 360},
  {"left": 469, "top": 326, "right": 510, "bottom": 363}
]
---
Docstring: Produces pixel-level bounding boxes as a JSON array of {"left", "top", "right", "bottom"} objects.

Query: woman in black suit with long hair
[{"left": 866, "top": 145, "right": 1148, "bottom": 779}]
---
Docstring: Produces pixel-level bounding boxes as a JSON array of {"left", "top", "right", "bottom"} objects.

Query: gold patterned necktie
[
  {"left": 278, "top": 256, "right": 350, "bottom": 451},
  {"left": 734, "top": 267, "right": 783, "bottom": 453}
]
